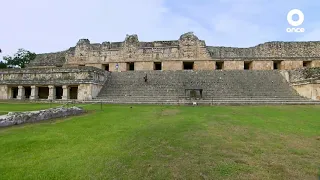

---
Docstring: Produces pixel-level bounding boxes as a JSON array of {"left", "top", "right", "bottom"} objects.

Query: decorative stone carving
[
  {"left": 122, "top": 34, "right": 140, "bottom": 59},
  {"left": 179, "top": 32, "right": 199, "bottom": 58}
]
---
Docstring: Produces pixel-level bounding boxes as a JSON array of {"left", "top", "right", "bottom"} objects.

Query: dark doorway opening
[
  {"left": 11, "top": 87, "right": 18, "bottom": 99},
  {"left": 273, "top": 61, "right": 282, "bottom": 70},
  {"left": 70, "top": 87, "right": 78, "bottom": 100},
  {"left": 127, "top": 62, "right": 134, "bottom": 71},
  {"left": 216, "top": 62, "right": 224, "bottom": 70},
  {"left": 244, "top": 61, "right": 252, "bottom": 70},
  {"left": 154, "top": 62, "right": 162, "bottom": 70},
  {"left": 38, "top": 87, "right": 49, "bottom": 99},
  {"left": 103, "top": 64, "right": 109, "bottom": 71},
  {"left": 185, "top": 89, "right": 203, "bottom": 100},
  {"left": 183, "top": 62, "right": 194, "bottom": 70},
  {"left": 55, "top": 86, "right": 63, "bottom": 99},
  {"left": 303, "top": 61, "right": 312, "bottom": 68},
  {"left": 24, "top": 87, "right": 31, "bottom": 99}
]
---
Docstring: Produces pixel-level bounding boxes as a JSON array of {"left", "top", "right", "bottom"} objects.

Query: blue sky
[{"left": 1, "top": 0, "right": 319, "bottom": 60}]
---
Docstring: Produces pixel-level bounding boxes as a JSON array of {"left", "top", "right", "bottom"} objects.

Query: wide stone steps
[{"left": 94, "top": 70, "right": 319, "bottom": 105}]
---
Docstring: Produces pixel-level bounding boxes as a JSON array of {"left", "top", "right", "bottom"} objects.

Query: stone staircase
[{"left": 92, "top": 70, "right": 320, "bottom": 105}]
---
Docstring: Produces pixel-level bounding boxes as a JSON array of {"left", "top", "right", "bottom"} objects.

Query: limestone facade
[
  {"left": 0, "top": 67, "right": 106, "bottom": 101},
  {"left": 2, "top": 32, "right": 320, "bottom": 101},
  {"left": 27, "top": 32, "right": 320, "bottom": 71}
]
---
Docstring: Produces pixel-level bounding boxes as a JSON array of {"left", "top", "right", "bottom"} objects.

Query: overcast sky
[{"left": 1, "top": 0, "right": 319, "bottom": 60}]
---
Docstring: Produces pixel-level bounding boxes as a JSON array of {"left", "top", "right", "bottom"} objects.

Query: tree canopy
[{"left": 2, "top": 49, "right": 36, "bottom": 68}]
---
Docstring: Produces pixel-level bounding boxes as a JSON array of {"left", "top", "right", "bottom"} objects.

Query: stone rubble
[{"left": 0, "top": 106, "right": 84, "bottom": 127}]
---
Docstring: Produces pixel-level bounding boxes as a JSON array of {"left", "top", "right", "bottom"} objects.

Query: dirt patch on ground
[{"left": 161, "top": 109, "right": 180, "bottom": 116}]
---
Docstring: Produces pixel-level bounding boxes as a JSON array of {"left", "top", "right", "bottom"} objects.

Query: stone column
[
  {"left": 48, "top": 85, "right": 56, "bottom": 100},
  {"left": 30, "top": 86, "right": 39, "bottom": 100},
  {"left": 17, "top": 86, "right": 25, "bottom": 100},
  {"left": 62, "top": 85, "right": 69, "bottom": 100}
]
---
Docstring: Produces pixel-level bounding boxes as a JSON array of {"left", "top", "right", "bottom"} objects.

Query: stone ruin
[
  {"left": 0, "top": 107, "right": 85, "bottom": 127},
  {"left": 0, "top": 32, "right": 319, "bottom": 104}
]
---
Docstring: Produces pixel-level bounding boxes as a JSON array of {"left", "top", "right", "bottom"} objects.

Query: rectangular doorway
[
  {"left": 154, "top": 62, "right": 162, "bottom": 70},
  {"left": 103, "top": 64, "right": 109, "bottom": 71},
  {"left": 55, "top": 86, "right": 63, "bottom": 99},
  {"left": 216, "top": 61, "right": 224, "bottom": 70},
  {"left": 70, "top": 87, "right": 78, "bottom": 100},
  {"left": 127, "top": 62, "right": 134, "bottom": 71},
  {"left": 273, "top": 61, "right": 282, "bottom": 70},
  {"left": 244, "top": 61, "right": 252, "bottom": 70},
  {"left": 303, "top": 61, "right": 312, "bottom": 68},
  {"left": 11, "top": 87, "right": 18, "bottom": 99},
  {"left": 38, "top": 87, "right": 49, "bottom": 99},
  {"left": 183, "top": 62, "right": 194, "bottom": 70},
  {"left": 24, "top": 86, "right": 31, "bottom": 99}
]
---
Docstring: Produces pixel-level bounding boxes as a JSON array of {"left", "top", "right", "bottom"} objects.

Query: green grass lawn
[
  {"left": 0, "top": 102, "right": 60, "bottom": 115},
  {"left": 0, "top": 103, "right": 319, "bottom": 180}
]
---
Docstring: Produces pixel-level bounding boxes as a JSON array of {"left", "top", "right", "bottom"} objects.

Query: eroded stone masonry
[
  {"left": 1, "top": 32, "right": 320, "bottom": 102},
  {"left": 29, "top": 32, "right": 320, "bottom": 71}
]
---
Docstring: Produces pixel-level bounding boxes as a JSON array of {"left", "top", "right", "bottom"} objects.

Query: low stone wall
[{"left": 0, "top": 107, "right": 84, "bottom": 127}]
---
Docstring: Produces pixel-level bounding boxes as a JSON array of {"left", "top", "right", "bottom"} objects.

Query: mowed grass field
[{"left": 0, "top": 103, "right": 319, "bottom": 180}]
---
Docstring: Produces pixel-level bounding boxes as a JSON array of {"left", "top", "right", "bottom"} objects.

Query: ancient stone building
[{"left": 0, "top": 32, "right": 320, "bottom": 104}]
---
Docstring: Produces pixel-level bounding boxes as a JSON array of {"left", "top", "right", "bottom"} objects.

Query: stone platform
[{"left": 92, "top": 70, "right": 320, "bottom": 105}]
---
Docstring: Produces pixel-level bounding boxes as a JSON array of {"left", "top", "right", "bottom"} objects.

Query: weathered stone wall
[
  {"left": 85, "top": 64, "right": 104, "bottom": 69},
  {"left": 0, "top": 107, "right": 84, "bottom": 127},
  {"left": 0, "top": 85, "right": 8, "bottom": 99},
  {"left": 224, "top": 61, "right": 244, "bottom": 70},
  {"left": 194, "top": 61, "right": 216, "bottom": 70},
  {"left": 28, "top": 51, "right": 68, "bottom": 67},
  {"left": 26, "top": 32, "right": 320, "bottom": 71},
  {"left": 282, "top": 67, "right": 320, "bottom": 100},
  {"left": 311, "top": 60, "right": 320, "bottom": 67},
  {"left": 207, "top": 41, "right": 320, "bottom": 59},
  {"left": 281, "top": 61, "right": 303, "bottom": 70},
  {"left": 0, "top": 66, "right": 106, "bottom": 85},
  {"left": 286, "top": 68, "right": 320, "bottom": 82},
  {"left": 109, "top": 62, "right": 127, "bottom": 72},
  {"left": 78, "top": 84, "right": 104, "bottom": 100},
  {"left": 251, "top": 61, "right": 273, "bottom": 70},
  {"left": 163, "top": 61, "right": 182, "bottom": 70},
  {"left": 135, "top": 62, "right": 154, "bottom": 70},
  {"left": 292, "top": 84, "right": 320, "bottom": 100}
]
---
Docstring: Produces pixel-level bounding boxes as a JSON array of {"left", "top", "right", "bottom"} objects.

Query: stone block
[
  {"left": 163, "top": 61, "right": 182, "bottom": 70},
  {"left": 224, "top": 61, "right": 244, "bottom": 70}
]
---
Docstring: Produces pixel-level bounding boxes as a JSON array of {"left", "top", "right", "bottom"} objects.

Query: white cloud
[{"left": 0, "top": 0, "right": 319, "bottom": 61}]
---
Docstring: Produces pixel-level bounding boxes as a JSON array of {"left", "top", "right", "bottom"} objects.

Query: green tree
[
  {"left": 3, "top": 49, "right": 36, "bottom": 68},
  {"left": 0, "top": 61, "right": 7, "bottom": 69}
]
